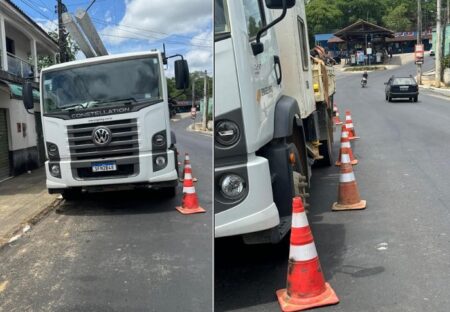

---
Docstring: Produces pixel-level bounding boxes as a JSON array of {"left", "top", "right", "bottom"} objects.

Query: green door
[{"left": 0, "top": 109, "right": 10, "bottom": 180}]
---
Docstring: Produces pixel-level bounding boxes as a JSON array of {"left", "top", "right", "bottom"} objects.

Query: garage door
[{"left": 0, "top": 109, "right": 10, "bottom": 180}]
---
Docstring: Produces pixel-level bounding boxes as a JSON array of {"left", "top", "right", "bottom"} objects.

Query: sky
[{"left": 12, "top": 0, "right": 212, "bottom": 75}]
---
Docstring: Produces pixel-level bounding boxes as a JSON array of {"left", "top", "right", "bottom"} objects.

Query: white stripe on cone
[
  {"left": 347, "top": 123, "right": 354, "bottom": 128},
  {"left": 185, "top": 155, "right": 190, "bottom": 160},
  {"left": 292, "top": 211, "right": 309, "bottom": 228},
  {"left": 340, "top": 172, "right": 356, "bottom": 183},
  {"left": 184, "top": 164, "right": 192, "bottom": 168},
  {"left": 346, "top": 115, "right": 351, "bottom": 121},
  {"left": 289, "top": 242, "right": 318, "bottom": 261},
  {"left": 340, "top": 154, "right": 351, "bottom": 164},
  {"left": 341, "top": 142, "right": 351, "bottom": 148},
  {"left": 341, "top": 131, "right": 349, "bottom": 138},
  {"left": 184, "top": 173, "right": 192, "bottom": 180},
  {"left": 183, "top": 186, "right": 196, "bottom": 194}
]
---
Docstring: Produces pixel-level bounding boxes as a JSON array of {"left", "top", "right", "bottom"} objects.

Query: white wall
[
  {"left": 5, "top": 23, "right": 30, "bottom": 61},
  {"left": 0, "top": 87, "right": 37, "bottom": 151}
]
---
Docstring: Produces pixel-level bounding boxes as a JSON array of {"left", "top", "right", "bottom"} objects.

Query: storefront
[{"left": 333, "top": 19, "right": 395, "bottom": 66}]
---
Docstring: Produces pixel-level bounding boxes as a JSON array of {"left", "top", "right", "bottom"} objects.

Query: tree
[
  {"left": 37, "top": 30, "right": 80, "bottom": 71},
  {"left": 335, "top": 0, "right": 386, "bottom": 26},
  {"left": 306, "top": 0, "right": 343, "bottom": 34},
  {"left": 382, "top": 4, "right": 413, "bottom": 31},
  {"left": 166, "top": 71, "right": 212, "bottom": 102}
]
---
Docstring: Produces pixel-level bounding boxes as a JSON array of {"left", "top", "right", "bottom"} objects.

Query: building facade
[{"left": 0, "top": 0, "right": 58, "bottom": 180}]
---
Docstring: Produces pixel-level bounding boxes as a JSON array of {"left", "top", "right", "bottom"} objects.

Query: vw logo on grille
[{"left": 92, "top": 126, "right": 112, "bottom": 146}]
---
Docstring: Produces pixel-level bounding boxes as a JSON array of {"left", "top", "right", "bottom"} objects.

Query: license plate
[
  {"left": 92, "top": 162, "right": 117, "bottom": 172},
  {"left": 400, "top": 86, "right": 409, "bottom": 90}
]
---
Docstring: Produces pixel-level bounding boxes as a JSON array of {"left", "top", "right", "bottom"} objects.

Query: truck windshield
[
  {"left": 215, "top": 0, "right": 230, "bottom": 40},
  {"left": 42, "top": 56, "right": 162, "bottom": 114}
]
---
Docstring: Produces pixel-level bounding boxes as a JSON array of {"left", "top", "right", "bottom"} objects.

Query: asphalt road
[
  {"left": 0, "top": 117, "right": 212, "bottom": 312},
  {"left": 215, "top": 55, "right": 450, "bottom": 312}
]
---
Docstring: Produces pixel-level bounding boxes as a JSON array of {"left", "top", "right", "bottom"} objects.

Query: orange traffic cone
[
  {"left": 335, "top": 124, "right": 358, "bottom": 166},
  {"left": 176, "top": 169, "right": 205, "bottom": 215},
  {"left": 345, "top": 111, "right": 359, "bottom": 140},
  {"left": 333, "top": 105, "right": 343, "bottom": 125},
  {"left": 277, "top": 197, "right": 339, "bottom": 311},
  {"left": 332, "top": 150, "right": 366, "bottom": 211},
  {"left": 179, "top": 153, "right": 197, "bottom": 182}
]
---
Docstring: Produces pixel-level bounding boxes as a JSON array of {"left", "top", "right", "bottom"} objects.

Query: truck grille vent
[{"left": 67, "top": 119, "right": 139, "bottom": 161}]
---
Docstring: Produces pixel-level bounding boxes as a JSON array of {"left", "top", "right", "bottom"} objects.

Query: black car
[{"left": 385, "top": 76, "right": 419, "bottom": 102}]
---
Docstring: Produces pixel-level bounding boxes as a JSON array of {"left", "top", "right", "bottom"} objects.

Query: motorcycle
[{"left": 361, "top": 77, "right": 367, "bottom": 88}]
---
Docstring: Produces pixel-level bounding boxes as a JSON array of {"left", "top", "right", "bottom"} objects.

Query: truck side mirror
[
  {"left": 174, "top": 59, "right": 190, "bottom": 90},
  {"left": 265, "top": 0, "right": 295, "bottom": 9},
  {"left": 22, "top": 81, "right": 34, "bottom": 110}
]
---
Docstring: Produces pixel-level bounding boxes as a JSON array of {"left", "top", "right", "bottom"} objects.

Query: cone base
[
  {"left": 349, "top": 136, "right": 360, "bottom": 140},
  {"left": 335, "top": 159, "right": 358, "bottom": 166},
  {"left": 332, "top": 200, "right": 366, "bottom": 211},
  {"left": 335, "top": 121, "right": 343, "bottom": 125},
  {"left": 176, "top": 206, "right": 206, "bottom": 215},
  {"left": 276, "top": 282, "right": 340, "bottom": 312}
]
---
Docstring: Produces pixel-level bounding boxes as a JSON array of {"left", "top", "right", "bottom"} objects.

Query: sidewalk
[
  {"left": 0, "top": 167, "right": 61, "bottom": 247},
  {"left": 420, "top": 84, "right": 450, "bottom": 98}
]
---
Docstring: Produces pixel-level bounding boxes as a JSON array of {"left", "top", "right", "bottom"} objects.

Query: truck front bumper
[
  {"left": 215, "top": 155, "right": 280, "bottom": 238},
  {"left": 46, "top": 150, "right": 178, "bottom": 190}
]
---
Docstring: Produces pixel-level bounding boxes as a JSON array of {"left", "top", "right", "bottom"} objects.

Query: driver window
[{"left": 243, "top": 0, "right": 266, "bottom": 40}]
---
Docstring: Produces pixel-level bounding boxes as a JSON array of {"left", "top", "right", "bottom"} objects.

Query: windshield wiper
[
  {"left": 61, "top": 103, "right": 89, "bottom": 111},
  {"left": 90, "top": 97, "right": 138, "bottom": 107}
]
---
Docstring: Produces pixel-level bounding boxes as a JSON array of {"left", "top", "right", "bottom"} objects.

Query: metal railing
[{"left": 0, "top": 51, "right": 34, "bottom": 79}]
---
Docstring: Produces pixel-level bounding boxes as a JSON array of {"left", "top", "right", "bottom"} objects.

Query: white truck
[
  {"left": 22, "top": 51, "right": 190, "bottom": 200},
  {"left": 214, "top": 0, "right": 335, "bottom": 243}
]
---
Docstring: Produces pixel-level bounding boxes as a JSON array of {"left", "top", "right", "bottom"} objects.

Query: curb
[
  {"left": 419, "top": 85, "right": 450, "bottom": 98},
  {"left": 186, "top": 126, "right": 213, "bottom": 136},
  {"left": 0, "top": 197, "right": 63, "bottom": 250}
]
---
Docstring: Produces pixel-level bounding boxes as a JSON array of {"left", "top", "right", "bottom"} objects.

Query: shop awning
[{"left": 0, "top": 80, "right": 40, "bottom": 103}]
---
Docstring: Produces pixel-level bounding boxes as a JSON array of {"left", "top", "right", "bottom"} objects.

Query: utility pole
[
  {"left": 191, "top": 77, "right": 198, "bottom": 129},
  {"left": 436, "top": 0, "right": 443, "bottom": 86},
  {"left": 202, "top": 70, "right": 208, "bottom": 131},
  {"left": 56, "top": 0, "right": 68, "bottom": 63},
  {"left": 417, "top": 0, "right": 422, "bottom": 84}
]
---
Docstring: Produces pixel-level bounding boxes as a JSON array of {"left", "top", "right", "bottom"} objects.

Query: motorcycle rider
[{"left": 361, "top": 71, "right": 368, "bottom": 86}]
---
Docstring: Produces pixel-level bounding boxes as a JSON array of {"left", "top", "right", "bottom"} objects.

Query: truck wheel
[
  {"left": 414, "top": 96, "right": 418, "bottom": 102},
  {"left": 61, "top": 188, "right": 81, "bottom": 201}
]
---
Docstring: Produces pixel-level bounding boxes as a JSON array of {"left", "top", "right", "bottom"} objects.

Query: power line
[
  {"left": 101, "top": 34, "right": 211, "bottom": 49},
  {"left": 15, "top": 0, "right": 58, "bottom": 27},
  {"left": 90, "top": 17, "right": 212, "bottom": 45}
]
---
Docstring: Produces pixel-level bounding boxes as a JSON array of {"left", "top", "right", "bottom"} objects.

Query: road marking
[{"left": 0, "top": 281, "right": 9, "bottom": 293}]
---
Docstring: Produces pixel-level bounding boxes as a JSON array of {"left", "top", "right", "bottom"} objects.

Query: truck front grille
[{"left": 67, "top": 119, "right": 139, "bottom": 161}]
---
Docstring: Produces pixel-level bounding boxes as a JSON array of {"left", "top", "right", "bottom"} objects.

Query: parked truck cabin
[{"left": 25, "top": 51, "right": 189, "bottom": 200}]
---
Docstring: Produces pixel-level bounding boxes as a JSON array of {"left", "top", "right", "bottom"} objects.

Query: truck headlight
[
  {"left": 153, "top": 133, "right": 166, "bottom": 147},
  {"left": 46, "top": 142, "right": 60, "bottom": 160},
  {"left": 155, "top": 155, "right": 166, "bottom": 167},
  {"left": 220, "top": 174, "right": 246, "bottom": 199},
  {"left": 215, "top": 120, "right": 240, "bottom": 147},
  {"left": 50, "top": 163, "right": 61, "bottom": 178}
]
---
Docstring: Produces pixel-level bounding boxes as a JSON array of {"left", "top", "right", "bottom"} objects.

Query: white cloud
[
  {"left": 101, "top": 0, "right": 212, "bottom": 45},
  {"left": 185, "top": 30, "right": 212, "bottom": 73},
  {"left": 105, "top": 10, "right": 112, "bottom": 23},
  {"left": 35, "top": 18, "right": 58, "bottom": 33}
]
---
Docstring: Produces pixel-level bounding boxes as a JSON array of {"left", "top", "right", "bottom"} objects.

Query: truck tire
[{"left": 61, "top": 188, "right": 81, "bottom": 201}]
